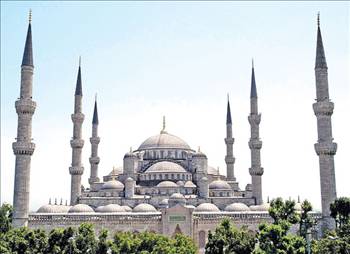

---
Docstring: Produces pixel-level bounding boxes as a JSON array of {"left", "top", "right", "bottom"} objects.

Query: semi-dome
[
  {"left": 146, "top": 161, "right": 187, "bottom": 173},
  {"left": 156, "top": 180, "right": 178, "bottom": 188},
  {"left": 209, "top": 180, "right": 231, "bottom": 190},
  {"left": 225, "top": 203, "right": 250, "bottom": 212},
  {"left": 159, "top": 198, "right": 169, "bottom": 206},
  {"left": 195, "top": 203, "right": 220, "bottom": 212},
  {"left": 121, "top": 205, "right": 132, "bottom": 212},
  {"left": 96, "top": 204, "right": 125, "bottom": 213},
  {"left": 138, "top": 132, "right": 191, "bottom": 150},
  {"left": 68, "top": 204, "right": 94, "bottom": 213},
  {"left": 176, "top": 180, "right": 185, "bottom": 186},
  {"left": 101, "top": 179, "right": 124, "bottom": 190},
  {"left": 133, "top": 203, "right": 157, "bottom": 213}
]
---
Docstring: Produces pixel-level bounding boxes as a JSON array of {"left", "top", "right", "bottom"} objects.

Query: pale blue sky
[{"left": 1, "top": 2, "right": 349, "bottom": 211}]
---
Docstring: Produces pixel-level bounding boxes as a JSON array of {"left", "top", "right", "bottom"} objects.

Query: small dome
[
  {"left": 138, "top": 132, "right": 191, "bottom": 150},
  {"left": 225, "top": 203, "right": 250, "bottom": 212},
  {"left": 109, "top": 166, "right": 122, "bottom": 176},
  {"left": 101, "top": 179, "right": 124, "bottom": 190},
  {"left": 156, "top": 180, "right": 178, "bottom": 188},
  {"left": 193, "top": 150, "right": 207, "bottom": 158},
  {"left": 250, "top": 203, "right": 270, "bottom": 211},
  {"left": 184, "top": 181, "right": 196, "bottom": 188},
  {"left": 146, "top": 161, "right": 187, "bottom": 173},
  {"left": 125, "top": 177, "right": 134, "bottom": 182},
  {"left": 170, "top": 192, "right": 185, "bottom": 200},
  {"left": 177, "top": 180, "right": 185, "bottom": 186},
  {"left": 95, "top": 204, "right": 125, "bottom": 213},
  {"left": 37, "top": 204, "right": 62, "bottom": 213},
  {"left": 124, "top": 151, "right": 137, "bottom": 158},
  {"left": 195, "top": 203, "right": 220, "bottom": 212},
  {"left": 68, "top": 204, "right": 94, "bottom": 213},
  {"left": 121, "top": 205, "right": 132, "bottom": 212},
  {"left": 209, "top": 180, "right": 231, "bottom": 190},
  {"left": 133, "top": 203, "right": 157, "bottom": 213}
]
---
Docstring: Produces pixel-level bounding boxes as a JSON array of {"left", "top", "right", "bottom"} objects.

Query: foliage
[
  {"left": 299, "top": 200, "right": 314, "bottom": 238},
  {"left": 330, "top": 197, "right": 350, "bottom": 229},
  {"left": 0, "top": 203, "right": 13, "bottom": 234},
  {"left": 268, "top": 198, "right": 299, "bottom": 225},
  {"left": 205, "top": 218, "right": 256, "bottom": 254}
]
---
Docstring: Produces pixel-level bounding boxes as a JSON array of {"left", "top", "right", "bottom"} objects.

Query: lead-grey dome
[
  {"left": 101, "top": 179, "right": 124, "bottom": 190},
  {"left": 37, "top": 204, "right": 69, "bottom": 213},
  {"left": 138, "top": 132, "right": 191, "bottom": 150},
  {"left": 68, "top": 204, "right": 94, "bottom": 213},
  {"left": 195, "top": 203, "right": 220, "bottom": 212},
  {"left": 96, "top": 204, "right": 125, "bottom": 213},
  {"left": 133, "top": 203, "right": 157, "bottom": 213},
  {"left": 146, "top": 161, "right": 187, "bottom": 173},
  {"left": 225, "top": 203, "right": 250, "bottom": 212},
  {"left": 156, "top": 180, "right": 178, "bottom": 188},
  {"left": 209, "top": 180, "right": 231, "bottom": 190}
]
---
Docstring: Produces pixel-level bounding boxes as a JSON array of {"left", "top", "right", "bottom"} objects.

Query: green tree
[
  {"left": 254, "top": 198, "right": 306, "bottom": 254},
  {"left": 205, "top": 218, "right": 256, "bottom": 254},
  {"left": 75, "top": 223, "right": 98, "bottom": 253},
  {"left": 0, "top": 203, "right": 13, "bottom": 234},
  {"left": 299, "top": 200, "right": 314, "bottom": 238},
  {"left": 330, "top": 197, "right": 350, "bottom": 229}
]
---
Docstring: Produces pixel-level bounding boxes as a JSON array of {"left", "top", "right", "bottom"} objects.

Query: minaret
[
  {"left": 69, "top": 58, "right": 85, "bottom": 205},
  {"left": 225, "top": 95, "right": 236, "bottom": 183},
  {"left": 313, "top": 14, "right": 337, "bottom": 231},
  {"left": 12, "top": 11, "right": 36, "bottom": 227},
  {"left": 248, "top": 61, "right": 264, "bottom": 205},
  {"left": 88, "top": 95, "right": 100, "bottom": 185}
]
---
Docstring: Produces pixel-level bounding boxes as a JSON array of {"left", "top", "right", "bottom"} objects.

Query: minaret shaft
[
  {"left": 69, "top": 67, "right": 84, "bottom": 205},
  {"left": 12, "top": 18, "right": 36, "bottom": 228},
  {"left": 89, "top": 99, "right": 100, "bottom": 184},
  {"left": 225, "top": 100, "right": 236, "bottom": 182},
  {"left": 248, "top": 65, "right": 263, "bottom": 205},
  {"left": 313, "top": 17, "right": 337, "bottom": 231}
]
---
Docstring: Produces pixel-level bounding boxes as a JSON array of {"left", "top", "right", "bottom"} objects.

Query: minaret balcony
[
  {"left": 225, "top": 156, "right": 235, "bottom": 164},
  {"left": 70, "top": 139, "right": 84, "bottom": 148},
  {"left": 69, "top": 166, "right": 84, "bottom": 175},
  {"left": 249, "top": 167, "right": 264, "bottom": 176},
  {"left": 248, "top": 114, "right": 261, "bottom": 125},
  {"left": 12, "top": 141, "right": 35, "bottom": 155},
  {"left": 314, "top": 142, "right": 337, "bottom": 155},
  {"left": 71, "top": 113, "right": 85, "bottom": 123},
  {"left": 224, "top": 137, "right": 234, "bottom": 144},
  {"left": 89, "top": 156, "right": 100, "bottom": 164},
  {"left": 90, "top": 137, "right": 100, "bottom": 144},
  {"left": 313, "top": 101, "right": 334, "bottom": 116},
  {"left": 249, "top": 139, "right": 262, "bottom": 149},
  {"left": 15, "top": 99, "right": 36, "bottom": 115}
]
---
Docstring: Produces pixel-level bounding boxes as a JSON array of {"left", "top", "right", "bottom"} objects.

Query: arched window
[
  {"left": 165, "top": 174, "right": 168, "bottom": 180},
  {"left": 171, "top": 174, "right": 174, "bottom": 180},
  {"left": 199, "top": 231, "right": 206, "bottom": 249},
  {"left": 160, "top": 174, "right": 163, "bottom": 180}
]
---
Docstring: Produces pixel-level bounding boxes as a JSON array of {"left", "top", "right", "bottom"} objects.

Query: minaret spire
[
  {"left": 225, "top": 94, "right": 236, "bottom": 185},
  {"left": 69, "top": 59, "right": 85, "bottom": 205},
  {"left": 12, "top": 12, "right": 36, "bottom": 227},
  {"left": 313, "top": 14, "right": 337, "bottom": 232},
  {"left": 89, "top": 95, "right": 100, "bottom": 185},
  {"left": 248, "top": 63, "right": 264, "bottom": 205}
]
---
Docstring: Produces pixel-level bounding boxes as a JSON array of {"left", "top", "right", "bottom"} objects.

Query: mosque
[{"left": 11, "top": 11, "right": 337, "bottom": 248}]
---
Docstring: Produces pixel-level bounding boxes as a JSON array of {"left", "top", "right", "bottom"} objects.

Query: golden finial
[
  {"left": 317, "top": 12, "right": 320, "bottom": 27},
  {"left": 95, "top": 93, "right": 97, "bottom": 101},
  {"left": 79, "top": 56, "right": 81, "bottom": 67},
  {"left": 227, "top": 93, "right": 229, "bottom": 102},
  {"left": 29, "top": 9, "right": 32, "bottom": 24},
  {"left": 252, "top": 58, "right": 254, "bottom": 68},
  {"left": 161, "top": 115, "right": 166, "bottom": 133}
]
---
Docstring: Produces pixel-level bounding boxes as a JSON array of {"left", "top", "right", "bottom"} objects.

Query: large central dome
[{"left": 137, "top": 132, "right": 191, "bottom": 150}]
